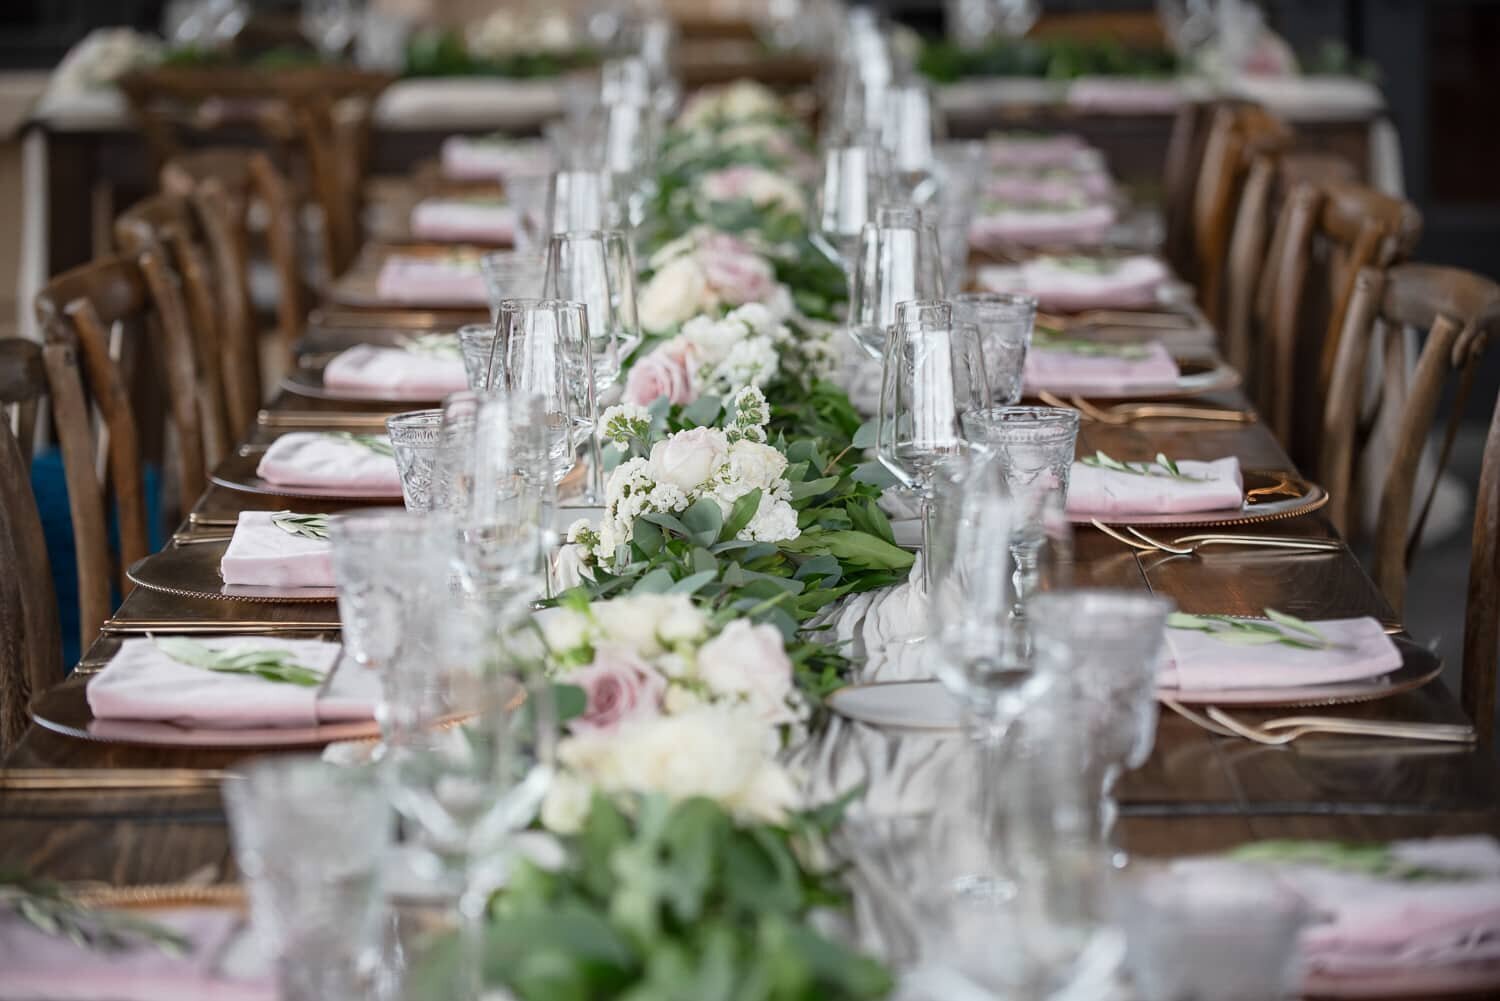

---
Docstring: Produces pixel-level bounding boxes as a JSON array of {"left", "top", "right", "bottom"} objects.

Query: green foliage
[
  {"left": 918, "top": 36, "right": 1178, "bottom": 84},
  {"left": 404, "top": 28, "right": 599, "bottom": 78},
  {"left": 469, "top": 795, "right": 892, "bottom": 1001}
]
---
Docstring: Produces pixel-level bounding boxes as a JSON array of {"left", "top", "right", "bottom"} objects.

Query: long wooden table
[{"left": 5, "top": 371, "right": 1497, "bottom": 883}]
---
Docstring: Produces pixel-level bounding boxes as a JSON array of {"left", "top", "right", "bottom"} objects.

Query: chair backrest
[
  {"left": 115, "top": 192, "right": 238, "bottom": 463},
  {"left": 1192, "top": 102, "right": 1290, "bottom": 330},
  {"left": 1332, "top": 264, "right": 1494, "bottom": 744},
  {"left": 162, "top": 147, "right": 305, "bottom": 369},
  {"left": 34, "top": 257, "right": 171, "bottom": 649},
  {"left": 1467, "top": 384, "right": 1500, "bottom": 745},
  {"left": 1162, "top": 100, "right": 1216, "bottom": 285},
  {"left": 1260, "top": 180, "right": 1422, "bottom": 469},
  {"left": 0, "top": 339, "right": 63, "bottom": 750}
]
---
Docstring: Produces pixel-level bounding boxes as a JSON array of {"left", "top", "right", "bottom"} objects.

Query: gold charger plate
[
  {"left": 327, "top": 243, "right": 490, "bottom": 310},
  {"left": 1024, "top": 353, "right": 1241, "bottom": 401},
  {"left": 127, "top": 544, "right": 338, "bottom": 603},
  {"left": 30, "top": 684, "right": 380, "bottom": 749},
  {"left": 1070, "top": 470, "right": 1329, "bottom": 528},
  {"left": 827, "top": 637, "right": 1441, "bottom": 729},
  {"left": 280, "top": 364, "right": 456, "bottom": 404},
  {"left": 210, "top": 450, "right": 403, "bottom": 502}
]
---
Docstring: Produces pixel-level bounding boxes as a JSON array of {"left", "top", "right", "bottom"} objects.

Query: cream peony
[
  {"left": 638, "top": 255, "right": 712, "bottom": 333},
  {"left": 696, "top": 620, "right": 798, "bottom": 724},
  {"left": 648, "top": 427, "right": 730, "bottom": 492}
]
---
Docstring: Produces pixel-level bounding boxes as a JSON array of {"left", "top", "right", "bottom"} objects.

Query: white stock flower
[
  {"left": 706, "top": 336, "right": 779, "bottom": 394},
  {"left": 639, "top": 256, "right": 713, "bottom": 333},
  {"left": 746, "top": 498, "right": 801, "bottom": 542}
]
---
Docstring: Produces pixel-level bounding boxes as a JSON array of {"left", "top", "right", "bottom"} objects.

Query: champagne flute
[
  {"left": 848, "top": 205, "right": 947, "bottom": 360},
  {"left": 809, "top": 141, "right": 885, "bottom": 269},
  {"left": 489, "top": 298, "right": 587, "bottom": 488},
  {"left": 543, "top": 230, "right": 641, "bottom": 393},
  {"left": 880, "top": 82, "right": 943, "bottom": 205}
]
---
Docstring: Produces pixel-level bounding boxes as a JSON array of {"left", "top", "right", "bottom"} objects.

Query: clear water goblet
[
  {"left": 479, "top": 250, "right": 547, "bottom": 321},
  {"left": 952, "top": 292, "right": 1037, "bottom": 404},
  {"left": 456, "top": 323, "right": 497, "bottom": 390},
  {"left": 386, "top": 409, "right": 444, "bottom": 511}
]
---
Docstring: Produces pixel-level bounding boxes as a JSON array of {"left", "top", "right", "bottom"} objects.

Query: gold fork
[
  {"left": 1037, "top": 391, "right": 1253, "bottom": 425},
  {"left": 1162, "top": 698, "right": 1476, "bottom": 744},
  {"left": 1091, "top": 520, "right": 1343, "bottom": 554}
]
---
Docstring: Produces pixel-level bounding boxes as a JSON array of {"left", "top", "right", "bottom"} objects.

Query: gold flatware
[
  {"left": 1090, "top": 520, "right": 1342, "bottom": 554},
  {"left": 237, "top": 444, "right": 270, "bottom": 456},
  {"left": 1163, "top": 698, "right": 1476, "bottom": 744},
  {"left": 100, "top": 619, "right": 339, "bottom": 635},
  {"left": 170, "top": 533, "right": 233, "bottom": 547},
  {"left": 256, "top": 410, "right": 394, "bottom": 430},
  {"left": 1246, "top": 474, "right": 1302, "bottom": 501},
  {"left": 1037, "top": 391, "right": 1253, "bottom": 424},
  {"left": 0, "top": 768, "right": 229, "bottom": 791},
  {"left": 189, "top": 514, "right": 241, "bottom": 528},
  {"left": 70, "top": 883, "right": 245, "bottom": 909}
]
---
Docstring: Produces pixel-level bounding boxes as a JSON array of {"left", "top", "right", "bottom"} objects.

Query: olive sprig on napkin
[
  {"left": 0, "top": 871, "right": 190, "bottom": 956},
  {"left": 154, "top": 637, "right": 326, "bottom": 687},
  {"left": 331, "top": 431, "right": 395, "bottom": 458},
  {"left": 1167, "top": 609, "right": 1333, "bottom": 651},
  {"left": 270, "top": 511, "right": 330, "bottom": 541},
  {"left": 1082, "top": 450, "right": 1207, "bottom": 481}
]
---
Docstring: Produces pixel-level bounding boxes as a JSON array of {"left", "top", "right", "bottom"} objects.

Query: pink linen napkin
[
  {"left": 322, "top": 344, "right": 468, "bottom": 399},
  {"left": 985, "top": 170, "right": 1115, "bottom": 204},
  {"left": 1066, "top": 77, "right": 1185, "bottom": 113},
  {"left": 1177, "top": 838, "right": 1500, "bottom": 998},
  {"left": 0, "top": 907, "right": 272, "bottom": 1001},
  {"left": 256, "top": 433, "right": 401, "bottom": 493},
  {"left": 410, "top": 197, "right": 517, "bottom": 244},
  {"left": 1066, "top": 456, "right": 1244, "bottom": 517},
  {"left": 986, "top": 133, "right": 1092, "bottom": 167},
  {"left": 439, "top": 135, "right": 552, "bottom": 181},
  {"left": 969, "top": 201, "right": 1117, "bottom": 247},
  {"left": 1023, "top": 340, "right": 1181, "bottom": 394},
  {"left": 1158, "top": 616, "right": 1402, "bottom": 690},
  {"left": 86, "top": 637, "right": 377, "bottom": 728},
  {"left": 374, "top": 255, "right": 487, "bottom": 306},
  {"left": 219, "top": 511, "right": 333, "bottom": 588},
  {"left": 1016, "top": 255, "right": 1169, "bottom": 312}
]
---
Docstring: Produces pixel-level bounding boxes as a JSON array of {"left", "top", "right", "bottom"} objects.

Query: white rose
[
  {"left": 719, "top": 80, "right": 782, "bottom": 121},
  {"left": 656, "top": 596, "right": 709, "bottom": 644},
  {"left": 538, "top": 606, "right": 592, "bottom": 656},
  {"left": 648, "top": 427, "right": 729, "bottom": 493},
  {"left": 680, "top": 314, "right": 744, "bottom": 367},
  {"left": 647, "top": 232, "right": 697, "bottom": 270},
  {"left": 639, "top": 256, "right": 712, "bottom": 333},
  {"left": 742, "top": 170, "right": 806, "bottom": 215},
  {"left": 696, "top": 620, "right": 798, "bottom": 725},
  {"left": 724, "top": 439, "right": 788, "bottom": 491},
  {"left": 540, "top": 771, "right": 593, "bottom": 834},
  {"left": 593, "top": 599, "right": 669, "bottom": 657}
]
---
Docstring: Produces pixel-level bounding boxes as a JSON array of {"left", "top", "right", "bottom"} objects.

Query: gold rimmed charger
[
  {"left": 1024, "top": 352, "right": 1241, "bottom": 401},
  {"left": 127, "top": 544, "right": 338, "bottom": 603},
  {"left": 1071, "top": 470, "right": 1329, "bottom": 528},
  {"left": 210, "top": 450, "right": 403, "bottom": 502},
  {"left": 280, "top": 364, "right": 454, "bottom": 405}
]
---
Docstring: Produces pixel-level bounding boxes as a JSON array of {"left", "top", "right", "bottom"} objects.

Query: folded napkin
[
  {"left": 1066, "top": 77, "right": 1185, "bottom": 113},
  {"left": 440, "top": 134, "right": 552, "bottom": 181},
  {"left": 986, "top": 133, "right": 1092, "bottom": 168},
  {"left": 256, "top": 432, "right": 401, "bottom": 493},
  {"left": 1023, "top": 339, "right": 1181, "bottom": 394},
  {"left": 1016, "top": 254, "right": 1170, "bottom": 313},
  {"left": 1066, "top": 456, "right": 1244, "bottom": 517},
  {"left": 970, "top": 201, "right": 1117, "bottom": 247},
  {"left": 219, "top": 511, "right": 333, "bottom": 588},
  {"left": 1176, "top": 838, "right": 1500, "bottom": 998},
  {"left": 87, "top": 637, "right": 376, "bottom": 728},
  {"left": 1159, "top": 615, "right": 1401, "bottom": 691},
  {"left": 410, "top": 197, "right": 517, "bottom": 244},
  {"left": 374, "top": 254, "right": 487, "bottom": 306},
  {"left": 0, "top": 907, "right": 272, "bottom": 1001},
  {"left": 322, "top": 343, "right": 468, "bottom": 400},
  {"left": 985, "top": 170, "right": 1114, "bottom": 205}
]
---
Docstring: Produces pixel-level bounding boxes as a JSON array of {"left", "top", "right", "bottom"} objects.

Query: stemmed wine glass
[
  {"left": 547, "top": 168, "right": 625, "bottom": 235},
  {"left": 809, "top": 141, "right": 885, "bottom": 269},
  {"left": 848, "top": 206, "right": 947, "bottom": 360},
  {"left": 880, "top": 82, "right": 943, "bottom": 205},
  {"left": 876, "top": 307, "right": 990, "bottom": 597},
  {"left": 300, "top": 0, "right": 360, "bottom": 59},
  {"left": 543, "top": 230, "right": 641, "bottom": 393}
]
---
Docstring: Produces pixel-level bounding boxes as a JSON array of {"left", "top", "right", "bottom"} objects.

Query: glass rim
[
  {"left": 964, "top": 405, "right": 1078, "bottom": 429},
  {"left": 479, "top": 250, "right": 548, "bottom": 269},
  {"left": 456, "top": 323, "right": 496, "bottom": 338},
  {"left": 1027, "top": 588, "right": 1176, "bottom": 629},
  {"left": 495, "top": 297, "right": 588, "bottom": 317},
  {"left": 952, "top": 291, "right": 1039, "bottom": 315},
  {"left": 328, "top": 506, "right": 436, "bottom": 534},
  {"left": 385, "top": 409, "right": 444, "bottom": 429}
]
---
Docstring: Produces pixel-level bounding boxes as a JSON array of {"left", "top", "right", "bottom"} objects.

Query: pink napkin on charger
[
  {"left": 1066, "top": 456, "right": 1244, "bottom": 517},
  {"left": 986, "top": 133, "right": 1092, "bottom": 167},
  {"left": 1016, "top": 255, "right": 1169, "bottom": 312},
  {"left": 1175, "top": 838, "right": 1500, "bottom": 998},
  {"left": 374, "top": 255, "right": 487, "bottom": 306},
  {"left": 410, "top": 197, "right": 517, "bottom": 244},
  {"left": 219, "top": 511, "right": 333, "bottom": 588},
  {"left": 86, "top": 637, "right": 376, "bottom": 728},
  {"left": 1023, "top": 340, "right": 1181, "bottom": 394},
  {"left": 1159, "top": 615, "right": 1401, "bottom": 691},
  {"left": 969, "top": 201, "right": 1117, "bottom": 247},
  {"left": 439, "top": 135, "right": 552, "bottom": 181},
  {"left": 256, "top": 432, "right": 401, "bottom": 493},
  {"left": 0, "top": 907, "right": 272, "bottom": 1001},
  {"left": 322, "top": 344, "right": 468, "bottom": 400},
  {"left": 985, "top": 170, "right": 1114, "bottom": 205},
  {"left": 1066, "top": 77, "right": 1185, "bottom": 113}
]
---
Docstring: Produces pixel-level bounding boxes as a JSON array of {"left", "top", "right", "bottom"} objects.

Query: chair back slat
[
  {"left": 0, "top": 338, "right": 48, "bottom": 462},
  {"left": 1466, "top": 391, "right": 1500, "bottom": 745}
]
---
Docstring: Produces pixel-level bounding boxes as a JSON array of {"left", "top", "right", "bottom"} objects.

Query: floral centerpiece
[
  {"left": 538, "top": 592, "right": 804, "bottom": 835},
  {"left": 637, "top": 228, "right": 794, "bottom": 333}
]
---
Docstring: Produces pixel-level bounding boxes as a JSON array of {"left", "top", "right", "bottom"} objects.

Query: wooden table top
[{"left": 4, "top": 268, "right": 1497, "bottom": 926}]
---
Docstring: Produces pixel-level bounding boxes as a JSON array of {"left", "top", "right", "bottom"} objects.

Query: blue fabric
[{"left": 30, "top": 449, "right": 163, "bottom": 669}]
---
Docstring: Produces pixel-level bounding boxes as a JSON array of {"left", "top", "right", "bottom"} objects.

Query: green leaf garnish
[
  {"left": 1081, "top": 450, "right": 1206, "bottom": 481},
  {"left": 0, "top": 872, "right": 192, "bottom": 956},
  {"left": 332, "top": 432, "right": 394, "bottom": 458},
  {"left": 270, "top": 512, "right": 329, "bottom": 541},
  {"left": 1167, "top": 610, "right": 1332, "bottom": 651},
  {"left": 155, "top": 637, "right": 326, "bottom": 687}
]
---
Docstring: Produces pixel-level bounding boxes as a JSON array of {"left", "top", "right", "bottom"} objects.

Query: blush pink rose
[
  {"left": 699, "top": 247, "right": 777, "bottom": 306},
  {"left": 568, "top": 647, "right": 667, "bottom": 733},
  {"left": 697, "top": 620, "right": 797, "bottom": 724},
  {"left": 623, "top": 343, "right": 697, "bottom": 406},
  {"left": 699, "top": 166, "right": 760, "bottom": 202}
]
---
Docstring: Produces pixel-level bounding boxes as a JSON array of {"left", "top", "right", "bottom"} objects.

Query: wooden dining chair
[
  {"left": 33, "top": 256, "right": 198, "bottom": 650},
  {"left": 1321, "top": 263, "right": 1500, "bottom": 741},
  {"left": 1162, "top": 100, "right": 1217, "bottom": 285},
  {"left": 115, "top": 193, "right": 240, "bottom": 459},
  {"left": 1258, "top": 180, "right": 1422, "bottom": 469},
  {"left": 1191, "top": 102, "right": 1291, "bottom": 331},
  {"left": 161, "top": 148, "right": 305, "bottom": 388},
  {"left": 0, "top": 339, "right": 64, "bottom": 751}
]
